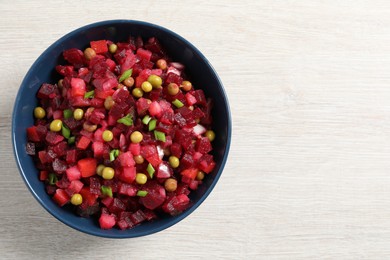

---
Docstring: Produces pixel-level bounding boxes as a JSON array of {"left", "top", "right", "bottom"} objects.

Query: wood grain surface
[{"left": 2, "top": 0, "right": 390, "bottom": 259}]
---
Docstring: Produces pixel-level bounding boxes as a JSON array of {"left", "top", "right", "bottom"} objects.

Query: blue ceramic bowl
[{"left": 12, "top": 20, "right": 231, "bottom": 238}]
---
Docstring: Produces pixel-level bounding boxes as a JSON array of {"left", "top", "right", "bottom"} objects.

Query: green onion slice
[
  {"left": 172, "top": 99, "right": 184, "bottom": 108},
  {"left": 154, "top": 130, "right": 166, "bottom": 142},
  {"left": 137, "top": 190, "right": 148, "bottom": 197},
  {"left": 142, "top": 115, "right": 152, "bottom": 125},
  {"left": 148, "top": 119, "right": 157, "bottom": 131},
  {"left": 117, "top": 114, "right": 133, "bottom": 126},
  {"left": 101, "top": 185, "right": 113, "bottom": 197},
  {"left": 63, "top": 109, "right": 72, "bottom": 119},
  {"left": 119, "top": 69, "right": 133, "bottom": 83},
  {"left": 61, "top": 124, "right": 71, "bottom": 139},
  {"left": 84, "top": 90, "right": 95, "bottom": 99},
  {"left": 146, "top": 163, "right": 155, "bottom": 178},
  {"left": 48, "top": 173, "right": 58, "bottom": 185}
]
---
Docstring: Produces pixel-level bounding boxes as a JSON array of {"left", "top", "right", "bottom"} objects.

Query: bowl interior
[{"left": 13, "top": 20, "right": 231, "bottom": 238}]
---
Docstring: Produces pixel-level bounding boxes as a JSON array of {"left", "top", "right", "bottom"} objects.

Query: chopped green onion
[
  {"left": 137, "top": 190, "right": 148, "bottom": 197},
  {"left": 172, "top": 99, "right": 184, "bottom": 108},
  {"left": 68, "top": 136, "right": 75, "bottom": 145},
  {"left": 48, "top": 173, "right": 58, "bottom": 185},
  {"left": 142, "top": 115, "right": 152, "bottom": 125},
  {"left": 61, "top": 124, "right": 71, "bottom": 139},
  {"left": 119, "top": 69, "right": 133, "bottom": 83},
  {"left": 109, "top": 149, "right": 120, "bottom": 162},
  {"left": 101, "top": 185, "right": 113, "bottom": 197},
  {"left": 117, "top": 113, "right": 133, "bottom": 126},
  {"left": 146, "top": 163, "right": 155, "bottom": 178},
  {"left": 84, "top": 90, "right": 95, "bottom": 99},
  {"left": 63, "top": 109, "right": 72, "bottom": 119},
  {"left": 148, "top": 119, "right": 157, "bottom": 131},
  {"left": 154, "top": 130, "right": 166, "bottom": 142}
]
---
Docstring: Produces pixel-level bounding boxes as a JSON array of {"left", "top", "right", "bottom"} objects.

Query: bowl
[{"left": 12, "top": 20, "right": 231, "bottom": 238}]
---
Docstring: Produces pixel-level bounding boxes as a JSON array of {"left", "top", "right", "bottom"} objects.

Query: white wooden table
[{"left": 2, "top": 1, "right": 390, "bottom": 259}]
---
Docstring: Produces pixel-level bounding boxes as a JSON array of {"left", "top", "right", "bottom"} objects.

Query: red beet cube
[
  {"left": 66, "top": 165, "right": 81, "bottom": 181},
  {"left": 77, "top": 158, "right": 97, "bottom": 178},
  {"left": 52, "top": 188, "right": 70, "bottom": 207},
  {"left": 90, "top": 40, "right": 108, "bottom": 54}
]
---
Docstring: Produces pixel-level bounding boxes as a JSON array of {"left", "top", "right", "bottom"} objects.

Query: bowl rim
[{"left": 12, "top": 19, "right": 232, "bottom": 238}]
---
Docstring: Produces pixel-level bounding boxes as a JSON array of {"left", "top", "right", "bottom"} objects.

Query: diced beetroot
[
  {"left": 120, "top": 50, "right": 137, "bottom": 73},
  {"left": 106, "top": 58, "right": 116, "bottom": 71},
  {"left": 66, "top": 180, "right": 84, "bottom": 196},
  {"left": 162, "top": 194, "right": 190, "bottom": 216},
  {"left": 89, "top": 110, "right": 105, "bottom": 125},
  {"left": 136, "top": 97, "right": 151, "bottom": 115},
  {"left": 37, "top": 83, "right": 58, "bottom": 99},
  {"left": 66, "top": 149, "right": 77, "bottom": 164},
  {"left": 157, "top": 162, "right": 173, "bottom": 179},
  {"left": 52, "top": 110, "right": 63, "bottom": 119},
  {"left": 196, "top": 137, "right": 212, "bottom": 154},
  {"left": 129, "top": 143, "right": 140, "bottom": 155},
  {"left": 56, "top": 65, "right": 74, "bottom": 77},
  {"left": 90, "top": 40, "right": 108, "bottom": 54},
  {"left": 99, "top": 213, "right": 116, "bottom": 229},
  {"left": 118, "top": 166, "right": 136, "bottom": 184},
  {"left": 27, "top": 126, "right": 41, "bottom": 142},
  {"left": 117, "top": 151, "right": 135, "bottom": 167},
  {"left": 52, "top": 158, "right": 67, "bottom": 174},
  {"left": 194, "top": 89, "right": 207, "bottom": 105},
  {"left": 143, "top": 209, "right": 157, "bottom": 221},
  {"left": 101, "top": 197, "right": 114, "bottom": 208},
  {"left": 63, "top": 48, "right": 84, "bottom": 67},
  {"left": 89, "top": 177, "right": 101, "bottom": 195},
  {"left": 70, "top": 96, "right": 91, "bottom": 107},
  {"left": 95, "top": 88, "right": 115, "bottom": 99},
  {"left": 181, "top": 168, "right": 198, "bottom": 180},
  {"left": 70, "top": 78, "right": 86, "bottom": 97},
  {"left": 109, "top": 198, "right": 126, "bottom": 214},
  {"left": 77, "top": 158, "right": 97, "bottom": 178},
  {"left": 63, "top": 117, "right": 82, "bottom": 130},
  {"left": 170, "top": 143, "right": 182, "bottom": 158},
  {"left": 52, "top": 188, "right": 70, "bottom": 207},
  {"left": 118, "top": 182, "right": 137, "bottom": 196},
  {"left": 185, "top": 93, "right": 197, "bottom": 106},
  {"left": 119, "top": 134, "right": 127, "bottom": 151},
  {"left": 45, "top": 131, "right": 64, "bottom": 146},
  {"left": 130, "top": 210, "right": 146, "bottom": 225},
  {"left": 198, "top": 154, "right": 216, "bottom": 174},
  {"left": 160, "top": 111, "right": 174, "bottom": 125},
  {"left": 76, "top": 136, "right": 91, "bottom": 150},
  {"left": 149, "top": 101, "right": 162, "bottom": 117},
  {"left": 52, "top": 141, "right": 68, "bottom": 157},
  {"left": 144, "top": 37, "right": 163, "bottom": 55},
  {"left": 189, "top": 180, "right": 200, "bottom": 190},
  {"left": 39, "top": 170, "right": 48, "bottom": 181},
  {"left": 141, "top": 145, "right": 162, "bottom": 167},
  {"left": 66, "top": 165, "right": 81, "bottom": 181},
  {"left": 93, "top": 77, "right": 118, "bottom": 91},
  {"left": 79, "top": 187, "right": 98, "bottom": 206},
  {"left": 136, "top": 48, "right": 152, "bottom": 61},
  {"left": 112, "top": 87, "right": 130, "bottom": 104},
  {"left": 165, "top": 72, "right": 183, "bottom": 85},
  {"left": 36, "top": 125, "right": 48, "bottom": 140},
  {"left": 139, "top": 182, "right": 166, "bottom": 210},
  {"left": 93, "top": 128, "right": 104, "bottom": 142},
  {"left": 90, "top": 98, "right": 104, "bottom": 108},
  {"left": 135, "top": 69, "right": 151, "bottom": 88},
  {"left": 92, "top": 141, "right": 104, "bottom": 157}
]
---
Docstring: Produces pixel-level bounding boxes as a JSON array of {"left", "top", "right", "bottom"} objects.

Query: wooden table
[{"left": 2, "top": 1, "right": 390, "bottom": 259}]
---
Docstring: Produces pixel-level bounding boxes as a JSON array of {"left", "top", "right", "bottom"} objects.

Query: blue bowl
[{"left": 12, "top": 20, "right": 231, "bottom": 238}]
